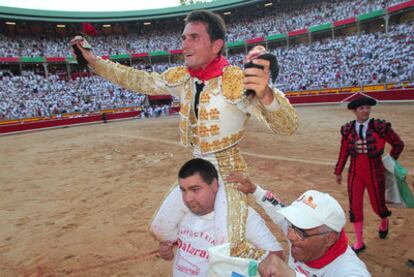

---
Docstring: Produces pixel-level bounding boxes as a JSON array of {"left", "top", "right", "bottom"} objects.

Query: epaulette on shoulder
[
  {"left": 163, "top": 66, "right": 190, "bottom": 87},
  {"left": 221, "top": 65, "right": 244, "bottom": 103},
  {"left": 372, "top": 118, "right": 391, "bottom": 134},
  {"left": 341, "top": 121, "right": 354, "bottom": 136}
]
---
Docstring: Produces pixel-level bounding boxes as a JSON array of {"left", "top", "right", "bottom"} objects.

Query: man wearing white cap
[{"left": 226, "top": 173, "right": 371, "bottom": 277}]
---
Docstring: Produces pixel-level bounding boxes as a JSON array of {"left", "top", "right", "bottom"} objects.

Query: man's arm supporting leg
[{"left": 149, "top": 185, "right": 189, "bottom": 242}]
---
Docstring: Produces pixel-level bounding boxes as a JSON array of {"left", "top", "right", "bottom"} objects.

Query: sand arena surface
[{"left": 1, "top": 104, "right": 413, "bottom": 276}]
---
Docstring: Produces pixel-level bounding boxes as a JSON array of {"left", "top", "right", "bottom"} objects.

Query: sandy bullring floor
[{"left": 1, "top": 103, "right": 413, "bottom": 276}]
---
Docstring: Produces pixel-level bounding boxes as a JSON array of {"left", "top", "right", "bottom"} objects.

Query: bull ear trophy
[{"left": 72, "top": 23, "right": 97, "bottom": 69}]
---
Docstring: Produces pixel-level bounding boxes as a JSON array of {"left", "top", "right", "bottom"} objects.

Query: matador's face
[
  {"left": 181, "top": 22, "right": 223, "bottom": 70},
  {"left": 353, "top": 105, "right": 371, "bottom": 122}
]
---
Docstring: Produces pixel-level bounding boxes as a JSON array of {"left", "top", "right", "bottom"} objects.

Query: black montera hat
[{"left": 347, "top": 96, "right": 377, "bottom": 110}]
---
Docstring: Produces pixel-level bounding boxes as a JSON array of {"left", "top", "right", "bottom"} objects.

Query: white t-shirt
[
  {"left": 252, "top": 186, "right": 371, "bottom": 277},
  {"left": 288, "top": 247, "right": 371, "bottom": 277},
  {"left": 173, "top": 207, "right": 282, "bottom": 277}
]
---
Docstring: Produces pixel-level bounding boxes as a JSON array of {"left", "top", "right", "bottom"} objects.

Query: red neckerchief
[
  {"left": 304, "top": 229, "right": 348, "bottom": 269},
  {"left": 187, "top": 55, "right": 229, "bottom": 81}
]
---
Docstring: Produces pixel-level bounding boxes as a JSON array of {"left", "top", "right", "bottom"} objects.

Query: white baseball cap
[{"left": 276, "top": 190, "right": 346, "bottom": 232}]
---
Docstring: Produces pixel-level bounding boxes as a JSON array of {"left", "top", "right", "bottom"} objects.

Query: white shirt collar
[
  {"left": 200, "top": 211, "right": 215, "bottom": 220},
  {"left": 356, "top": 118, "right": 370, "bottom": 127},
  {"left": 355, "top": 118, "right": 370, "bottom": 138}
]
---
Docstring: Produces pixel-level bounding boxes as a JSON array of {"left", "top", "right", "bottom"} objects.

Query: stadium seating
[{"left": 0, "top": 0, "right": 413, "bottom": 120}]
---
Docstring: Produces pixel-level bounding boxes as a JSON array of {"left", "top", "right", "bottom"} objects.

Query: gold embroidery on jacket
[
  {"left": 163, "top": 66, "right": 189, "bottom": 86},
  {"left": 200, "top": 92, "right": 211, "bottom": 104},
  {"left": 222, "top": 66, "right": 244, "bottom": 102},
  {"left": 253, "top": 89, "right": 299, "bottom": 136},
  {"left": 209, "top": 108, "right": 220, "bottom": 121},
  {"left": 198, "top": 107, "right": 209, "bottom": 121},
  {"left": 215, "top": 147, "right": 266, "bottom": 259}
]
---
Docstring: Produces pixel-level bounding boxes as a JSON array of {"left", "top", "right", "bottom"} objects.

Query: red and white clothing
[
  {"left": 335, "top": 118, "right": 404, "bottom": 222},
  {"left": 173, "top": 207, "right": 282, "bottom": 277},
  {"left": 251, "top": 185, "right": 371, "bottom": 277},
  {"left": 288, "top": 247, "right": 371, "bottom": 277}
]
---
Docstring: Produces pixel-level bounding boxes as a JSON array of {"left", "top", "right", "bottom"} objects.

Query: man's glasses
[{"left": 287, "top": 222, "right": 331, "bottom": 241}]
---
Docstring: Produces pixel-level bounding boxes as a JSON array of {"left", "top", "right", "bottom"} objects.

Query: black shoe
[
  {"left": 352, "top": 244, "right": 366, "bottom": 254},
  {"left": 407, "top": 259, "right": 414, "bottom": 268},
  {"left": 379, "top": 228, "right": 388, "bottom": 239}
]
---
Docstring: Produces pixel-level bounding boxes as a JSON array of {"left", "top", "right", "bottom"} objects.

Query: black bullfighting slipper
[
  {"left": 352, "top": 244, "right": 366, "bottom": 254},
  {"left": 378, "top": 228, "right": 389, "bottom": 239},
  {"left": 406, "top": 259, "right": 414, "bottom": 268}
]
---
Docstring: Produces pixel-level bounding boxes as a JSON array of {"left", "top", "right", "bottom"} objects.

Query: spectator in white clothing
[
  {"left": 226, "top": 173, "right": 371, "bottom": 277},
  {"left": 158, "top": 159, "right": 283, "bottom": 277}
]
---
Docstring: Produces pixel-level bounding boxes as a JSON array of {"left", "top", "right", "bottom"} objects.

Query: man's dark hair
[
  {"left": 185, "top": 10, "right": 226, "bottom": 53},
  {"left": 178, "top": 158, "right": 219, "bottom": 185}
]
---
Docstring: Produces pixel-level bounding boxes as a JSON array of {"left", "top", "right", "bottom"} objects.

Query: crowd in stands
[
  {"left": 1, "top": 21, "right": 413, "bottom": 119},
  {"left": 0, "top": 70, "right": 146, "bottom": 119},
  {"left": 0, "top": 0, "right": 413, "bottom": 120},
  {"left": 219, "top": 23, "right": 413, "bottom": 91},
  {"left": 0, "top": 0, "right": 408, "bottom": 57},
  {"left": 141, "top": 105, "right": 172, "bottom": 118},
  {"left": 226, "top": 0, "right": 406, "bottom": 41},
  {"left": 2, "top": 22, "right": 412, "bottom": 120},
  {"left": 273, "top": 23, "right": 414, "bottom": 91}
]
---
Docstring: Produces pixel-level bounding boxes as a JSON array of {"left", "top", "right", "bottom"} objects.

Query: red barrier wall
[
  {"left": 1, "top": 89, "right": 413, "bottom": 134},
  {"left": 1, "top": 115, "right": 99, "bottom": 134},
  {"left": 287, "top": 89, "right": 414, "bottom": 104},
  {"left": 106, "top": 111, "right": 139, "bottom": 120},
  {"left": 0, "top": 111, "right": 140, "bottom": 134}
]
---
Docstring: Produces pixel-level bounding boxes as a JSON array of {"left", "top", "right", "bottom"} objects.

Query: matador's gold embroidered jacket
[{"left": 95, "top": 57, "right": 299, "bottom": 154}]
